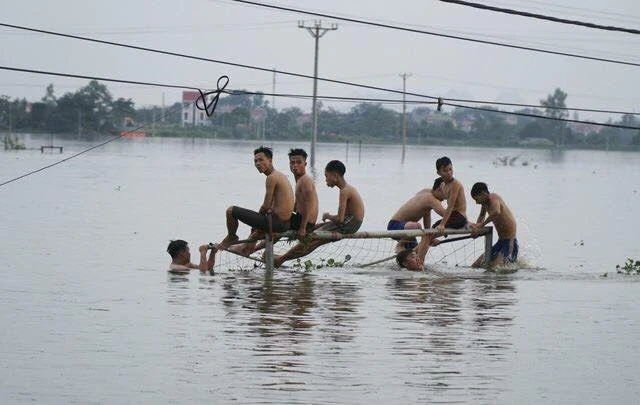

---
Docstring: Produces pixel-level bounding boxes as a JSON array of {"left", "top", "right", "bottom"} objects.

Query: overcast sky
[{"left": 1, "top": 0, "right": 639, "bottom": 122}]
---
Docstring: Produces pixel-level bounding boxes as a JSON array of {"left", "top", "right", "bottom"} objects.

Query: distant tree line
[
  {"left": 0, "top": 80, "right": 134, "bottom": 139},
  {"left": 1, "top": 83, "right": 638, "bottom": 149}
]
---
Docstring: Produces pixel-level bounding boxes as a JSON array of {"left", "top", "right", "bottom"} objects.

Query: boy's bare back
[
  {"left": 488, "top": 193, "right": 516, "bottom": 239},
  {"left": 267, "top": 170, "right": 295, "bottom": 221},
  {"left": 341, "top": 183, "right": 365, "bottom": 221},
  {"left": 295, "top": 173, "right": 318, "bottom": 223},
  {"left": 391, "top": 189, "right": 444, "bottom": 222}
]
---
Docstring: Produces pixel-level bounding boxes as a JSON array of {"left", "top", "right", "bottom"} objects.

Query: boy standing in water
[{"left": 469, "top": 182, "right": 519, "bottom": 269}]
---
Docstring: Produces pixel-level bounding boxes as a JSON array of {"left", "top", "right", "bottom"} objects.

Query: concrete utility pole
[
  {"left": 77, "top": 110, "right": 82, "bottom": 138},
  {"left": 161, "top": 92, "right": 165, "bottom": 123},
  {"left": 298, "top": 20, "right": 338, "bottom": 168},
  {"left": 399, "top": 73, "right": 412, "bottom": 164},
  {"left": 272, "top": 68, "right": 276, "bottom": 110}
]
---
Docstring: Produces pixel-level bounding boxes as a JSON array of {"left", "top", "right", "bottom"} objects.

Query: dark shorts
[
  {"left": 387, "top": 219, "right": 406, "bottom": 231},
  {"left": 433, "top": 211, "right": 467, "bottom": 229},
  {"left": 319, "top": 215, "right": 362, "bottom": 234},
  {"left": 491, "top": 239, "right": 519, "bottom": 264},
  {"left": 387, "top": 219, "right": 417, "bottom": 249},
  {"left": 230, "top": 206, "right": 290, "bottom": 233},
  {"left": 289, "top": 212, "right": 315, "bottom": 232}
]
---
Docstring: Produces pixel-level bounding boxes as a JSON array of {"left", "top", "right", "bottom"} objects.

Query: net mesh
[{"left": 212, "top": 234, "right": 484, "bottom": 271}]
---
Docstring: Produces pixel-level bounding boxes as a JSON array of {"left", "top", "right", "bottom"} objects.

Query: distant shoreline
[{"left": 3, "top": 130, "right": 639, "bottom": 153}]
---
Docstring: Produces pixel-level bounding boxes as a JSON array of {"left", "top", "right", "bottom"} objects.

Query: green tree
[
  {"left": 0, "top": 95, "right": 10, "bottom": 130},
  {"left": 42, "top": 84, "right": 57, "bottom": 107},
  {"left": 272, "top": 107, "right": 304, "bottom": 139},
  {"left": 42, "top": 80, "right": 130, "bottom": 137},
  {"left": 517, "top": 121, "right": 544, "bottom": 139},
  {"left": 541, "top": 88, "right": 568, "bottom": 146},
  {"left": 252, "top": 92, "right": 265, "bottom": 108},
  {"left": 347, "top": 103, "right": 398, "bottom": 140},
  {"left": 111, "top": 97, "right": 136, "bottom": 129}
]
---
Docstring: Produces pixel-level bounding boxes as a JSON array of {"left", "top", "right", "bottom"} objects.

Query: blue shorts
[
  {"left": 491, "top": 239, "right": 519, "bottom": 264},
  {"left": 387, "top": 220, "right": 406, "bottom": 231},
  {"left": 387, "top": 220, "right": 417, "bottom": 249}
]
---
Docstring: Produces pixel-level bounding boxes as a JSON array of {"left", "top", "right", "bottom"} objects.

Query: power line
[
  {"left": 439, "top": 0, "right": 640, "bottom": 35},
  {"left": 3, "top": 64, "right": 637, "bottom": 117},
  {"left": 228, "top": 0, "right": 640, "bottom": 67},
  {"left": 1, "top": 86, "right": 637, "bottom": 190},
  {"left": 446, "top": 102, "right": 640, "bottom": 130},
  {"left": 0, "top": 64, "right": 432, "bottom": 106},
  {"left": 0, "top": 65, "right": 197, "bottom": 91},
  {"left": 0, "top": 22, "right": 445, "bottom": 102},
  {"left": 0, "top": 64, "right": 635, "bottom": 131},
  {"left": 441, "top": 97, "right": 639, "bottom": 116},
  {"left": 2, "top": 22, "right": 640, "bottom": 115},
  {"left": 486, "top": 0, "right": 640, "bottom": 26}
]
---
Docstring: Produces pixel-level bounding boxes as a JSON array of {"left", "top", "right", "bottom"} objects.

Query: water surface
[{"left": 1, "top": 137, "right": 639, "bottom": 403}]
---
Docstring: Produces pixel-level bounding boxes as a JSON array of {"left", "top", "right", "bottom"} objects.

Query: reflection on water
[
  {"left": 546, "top": 148, "right": 566, "bottom": 163},
  {"left": 164, "top": 269, "right": 517, "bottom": 402},
  {"left": 385, "top": 274, "right": 516, "bottom": 401}
]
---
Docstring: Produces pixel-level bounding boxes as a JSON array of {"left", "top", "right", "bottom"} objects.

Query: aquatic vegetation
[
  {"left": 293, "top": 255, "right": 352, "bottom": 271},
  {"left": 616, "top": 258, "right": 640, "bottom": 275},
  {"left": 3, "top": 135, "right": 25, "bottom": 150}
]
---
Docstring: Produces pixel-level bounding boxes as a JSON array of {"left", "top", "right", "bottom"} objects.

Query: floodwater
[{"left": 1, "top": 136, "right": 639, "bottom": 404}]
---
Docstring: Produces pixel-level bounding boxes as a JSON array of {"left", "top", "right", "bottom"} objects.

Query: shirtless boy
[
  {"left": 273, "top": 160, "right": 364, "bottom": 267},
  {"left": 252, "top": 148, "right": 319, "bottom": 254},
  {"left": 167, "top": 239, "right": 217, "bottom": 275},
  {"left": 387, "top": 177, "right": 447, "bottom": 252},
  {"left": 287, "top": 148, "right": 319, "bottom": 239},
  {"left": 434, "top": 156, "right": 468, "bottom": 232},
  {"left": 412, "top": 157, "right": 469, "bottom": 263},
  {"left": 469, "top": 182, "right": 519, "bottom": 269},
  {"left": 217, "top": 146, "right": 295, "bottom": 252}
]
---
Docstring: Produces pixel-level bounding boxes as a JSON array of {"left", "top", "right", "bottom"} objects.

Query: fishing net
[{"left": 212, "top": 233, "right": 485, "bottom": 272}]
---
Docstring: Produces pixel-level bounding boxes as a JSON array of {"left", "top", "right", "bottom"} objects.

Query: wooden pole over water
[{"left": 264, "top": 233, "right": 274, "bottom": 271}]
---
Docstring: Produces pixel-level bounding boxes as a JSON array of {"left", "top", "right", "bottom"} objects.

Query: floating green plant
[
  {"left": 616, "top": 258, "right": 640, "bottom": 275},
  {"left": 293, "top": 255, "right": 352, "bottom": 271}
]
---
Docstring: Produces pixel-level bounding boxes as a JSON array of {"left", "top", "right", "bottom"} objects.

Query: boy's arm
[
  {"left": 259, "top": 175, "right": 276, "bottom": 214},
  {"left": 431, "top": 198, "right": 446, "bottom": 218},
  {"left": 194, "top": 244, "right": 218, "bottom": 272},
  {"left": 478, "top": 198, "right": 501, "bottom": 227},
  {"left": 415, "top": 236, "right": 429, "bottom": 264},
  {"left": 470, "top": 205, "right": 487, "bottom": 235},
  {"left": 436, "top": 181, "right": 462, "bottom": 232},
  {"left": 475, "top": 205, "right": 486, "bottom": 224},
  {"left": 205, "top": 244, "right": 217, "bottom": 272},
  {"left": 196, "top": 245, "right": 209, "bottom": 271},
  {"left": 422, "top": 208, "right": 432, "bottom": 229}
]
